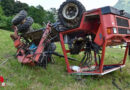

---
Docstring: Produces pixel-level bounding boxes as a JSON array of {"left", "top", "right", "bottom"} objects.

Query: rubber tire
[
  {"left": 17, "top": 17, "right": 34, "bottom": 33},
  {"left": 12, "top": 10, "right": 27, "bottom": 26},
  {"left": 58, "top": 0, "right": 86, "bottom": 29}
]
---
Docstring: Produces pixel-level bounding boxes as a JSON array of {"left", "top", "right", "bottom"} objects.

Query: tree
[
  {"left": 1, "top": 0, "right": 29, "bottom": 16},
  {"left": 1, "top": 0, "right": 15, "bottom": 16},
  {"left": 14, "top": 1, "right": 29, "bottom": 14},
  {"left": 0, "top": 6, "right": 3, "bottom": 15},
  {"left": 45, "top": 11, "right": 55, "bottom": 23},
  {"left": 0, "top": 0, "right": 55, "bottom": 30},
  {"left": 28, "top": 6, "right": 46, "bottom": 25},
  {"left": 28, "top": 5, "right": 55, "bottom": 25},
  {"left": 36, "top": 5, "right": 44, "bottom": 11}
]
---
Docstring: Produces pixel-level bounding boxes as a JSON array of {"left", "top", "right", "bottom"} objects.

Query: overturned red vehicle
[{"left": 11, "top": 0, "right": 130, "bottom": 75}]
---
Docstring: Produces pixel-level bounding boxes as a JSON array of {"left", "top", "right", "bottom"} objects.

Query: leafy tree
[
  {"left": 0, "top": 15, "right": 13, "bottom": 30},
  {"left": 0, "top": 6, "right": 4, "bottom": 15},
  {"left": 28, "top": 5, "right": 55, "bottom": 25},
  {"left": 1, "top": 0, "right": 15, "bottom": 16},
  {"left": 0, "top": 0, "right": 55, "bottom": 30},
  {"left": 14, "top": 1, "right": 29, "bottom": 14},
  {"left": 50, "top": 8, "right": 58, "bottom": 21},
  {"left": 32, "top": 23, "right": 42, "bottom": 30},
  {"left": 1, "top": 0, "right": 29, "bottom": 16},
  {"left": 45, "top": 11, "right": 55, "bottom": 23},
  {"left": 28, "top": 6, "right": 46, "bottom": 24},
  {"left": 36, "top": 5, "right": 44, "bottom": 11}
]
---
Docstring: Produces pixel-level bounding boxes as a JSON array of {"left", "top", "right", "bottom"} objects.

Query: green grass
[{"left": 0, "top": 29, "right": 130, "bottom": 90}]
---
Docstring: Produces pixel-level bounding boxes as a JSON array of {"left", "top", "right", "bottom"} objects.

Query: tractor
[{"left": 11, "top": 0, "right": 130, "bottom": 75}]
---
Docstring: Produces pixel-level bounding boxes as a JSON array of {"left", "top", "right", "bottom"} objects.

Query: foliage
[
  {"left": 28, "top": 5, "right": 55, "bottom": 24},
  {"left": 14, "top": 1, "right": 29, "bottom": 14},
  {"left": 28, "top": 6, "right": 46, "bottom": 25},
  {"left": 115, "top": 0, "right": 130, "bottom": 13},
  {"left": 0, "top": 15, "right": 13, "bottom": 30},
  {"left": 32, "top": 23, "right": 43, "bottom": 30},
  {"left": 0, "top": 0, "right": 28, "bottom": 16},
  {"left": 1, "top": 0, "right": 15, "bottom": 16},
  {"left": 0, "top": 6, "right": 3, "bottom": 15},
  {"left": 45, "top": 11, "right": 55, "bottom": 23},
  {"left": 0, "top": 0, "right": 55, "bottom": 30}
]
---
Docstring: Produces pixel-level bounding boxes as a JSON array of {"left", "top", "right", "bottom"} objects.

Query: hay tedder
[{"left": 11, "top": 0, "right": 130, "bottom": 75}]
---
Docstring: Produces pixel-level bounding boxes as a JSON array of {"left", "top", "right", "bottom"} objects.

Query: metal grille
[
  {"left": 118, "top": 28, "right": 130, "bottom": 34},
  {"left": 116, "top": 17, "right": 129, "bottom": 27}
]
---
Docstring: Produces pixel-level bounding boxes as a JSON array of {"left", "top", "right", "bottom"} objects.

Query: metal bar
[
  {"left": 66, "top": 49, "right": 85, "bottom": 53},
  {"left": 98, "top": 9, "right": 107, "bottom": 73},
  {"left": 104, "top": 64, "right": 122, "bottom": 66},
  {"left": 122, "top": 44, "right": 129, "bottom": 65},
  {"left": 94, "top": 52, "right": 98, "bottom": 66},
  {"left": 99, "top": 41, "right": 107, "bottom": 73},
  {"left": 34, "top": 23, "right": 51, "bottom": 62},
  {"left": 59, "top": 33, "right": 72, "bottom": 73},
  {"left": 46, "top": 51, "right": 78, "bottom": 61}
]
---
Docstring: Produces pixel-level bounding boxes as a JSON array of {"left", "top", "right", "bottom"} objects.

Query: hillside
[{"left": 115, "top": 0, "right": 130, "bottom": 13}]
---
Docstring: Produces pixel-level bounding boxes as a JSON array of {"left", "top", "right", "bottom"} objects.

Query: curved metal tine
[
  {"left": 98, "top": 54, "right": 101, "bottom": 67},
  {"left": 83, "top": 52, "right": 89, "bottom": 66},
  {"left": 45, "top": 55, "right": 48, "bottom": 69},
  {"left": 87, "top": 52, "right": 91, "bottom": 67},
  {"left": 90, "top": 52, "right": 93, "bottom": 63},
  {"left": 79, "top": 53, "right": 87, "bottom": 66},
  {"left": 94, "top": 52, "right": 97, "bottom": 62},
  {"left": 83, "top": 51, "right": 93, "bottom": 67},
  {"left": 43, "top": 55, "right": 47, "bottom": 69},
  {"left": 41, "top": 53, "right": 47, "bottom": 69}
]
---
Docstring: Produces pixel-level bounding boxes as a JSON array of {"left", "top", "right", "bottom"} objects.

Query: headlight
[
  {"left": 127, "top": 30, "right": 130, "bottom": 34},
  {"left": 113, "top": 28, "right": 117, "bottom": 34}
]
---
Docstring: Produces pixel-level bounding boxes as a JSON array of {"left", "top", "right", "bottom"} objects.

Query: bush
[
  {"left": 0, "top": 6, "right": 4, "bottom": 15},
  {"left": 32, "top": 23, "right": 43, "bottom": 30},
  {"left": 0, "top": 15, "right": 43, "bottom": 31},
  {"left": 0, "top": 15, "right": 13, "bottom": 30}
]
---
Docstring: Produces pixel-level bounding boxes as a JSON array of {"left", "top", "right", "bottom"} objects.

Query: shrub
[
  {"left": 32, "top": 23, "right": 43, "bottom": 30},
  {"left": 0, "top": 6, "right": 4, "bottom": 15},
  {"left": 0, "top": 15, "right": 13, "bottom": 30}
]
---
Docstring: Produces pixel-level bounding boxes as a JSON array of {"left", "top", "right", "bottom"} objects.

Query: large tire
[
  {"left": 17, "top": 17, "right": 34, "bottom": 33},
  {"left": 12, "top": 10, "right": 27, "bottom": 26},
  {"left": 58, "top": 0, "right": 86, "bottom": 29}
]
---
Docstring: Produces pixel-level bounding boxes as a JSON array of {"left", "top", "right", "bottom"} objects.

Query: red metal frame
[
  {"left": 59, "top": 8, "right": 130, "bottom": 75},
  {"left": 59, "top": 29, "right": 129, "bottom": 75},
  {"left": 11, "top": 23, "right": 52, "bottom": 65}
]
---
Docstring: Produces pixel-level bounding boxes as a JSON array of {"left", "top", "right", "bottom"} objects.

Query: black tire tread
[
  {"left": 17, "top": 17, "right": 34, "bottom": 33},
  {"left": 12, "top": 10, "right": 27, "bottom": 25},
  {"left": 58, "top": 0, "right": 86, "bottom": 29}
]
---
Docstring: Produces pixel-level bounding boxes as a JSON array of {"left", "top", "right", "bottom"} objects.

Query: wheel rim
[{"left": 62, "top": 3, "right": 79, "bottom": 20}]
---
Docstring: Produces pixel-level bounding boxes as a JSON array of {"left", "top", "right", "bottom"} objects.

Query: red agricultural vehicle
[{"left": 11, "top": 0, "right": 130, "bottom": 75}]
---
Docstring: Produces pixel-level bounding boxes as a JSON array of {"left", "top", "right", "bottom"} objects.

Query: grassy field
[{"left": 0, "top": 29, "right": 130, "bottom": 90}]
